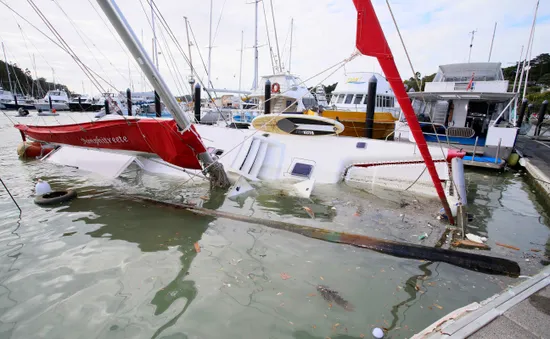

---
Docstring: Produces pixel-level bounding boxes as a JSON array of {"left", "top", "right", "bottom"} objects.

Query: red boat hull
[{"left": 15, "top": 119, "right": 206, "bottom": 170}]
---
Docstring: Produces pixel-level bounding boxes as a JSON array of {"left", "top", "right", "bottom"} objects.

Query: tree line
[{"left": 0, "top": 59, "right": 71, "bottom": 98}]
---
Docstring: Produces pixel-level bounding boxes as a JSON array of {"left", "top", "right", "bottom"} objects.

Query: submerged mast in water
[{"left": 95, "top": 0, "right": 229, "bottom": 187}]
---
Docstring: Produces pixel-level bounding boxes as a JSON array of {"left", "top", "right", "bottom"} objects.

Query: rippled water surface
[{"left": 0, "top": 112, "right": 549, "bottom": 338}]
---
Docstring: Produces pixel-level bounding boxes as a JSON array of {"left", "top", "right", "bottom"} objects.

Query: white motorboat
[{"left": 34, "top": 90, "right": 70, "bottom": 111}]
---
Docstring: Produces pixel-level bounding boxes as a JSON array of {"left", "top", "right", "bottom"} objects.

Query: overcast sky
[{"left": 0, "top": 0, "right": 548, "bottom": 97}]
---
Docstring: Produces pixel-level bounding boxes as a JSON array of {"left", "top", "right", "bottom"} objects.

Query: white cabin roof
[
  {"left": 434, "top": 62, "right": 504, "bottom": 82},
  {"left": 332, "top": 72, "right": 393, "bottom": 95}
]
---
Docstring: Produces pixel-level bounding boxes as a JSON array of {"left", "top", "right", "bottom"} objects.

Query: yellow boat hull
[{"left": 320, "top": 110, "right": 397, "bottom": 139}]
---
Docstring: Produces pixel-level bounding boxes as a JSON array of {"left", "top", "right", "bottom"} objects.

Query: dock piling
[
  {"left": 154, "top": 91, "right": 161, "bottom": 117},
  {"left": 126, "top": 88, "right": 132, "bottom": 116},
  {"left": 516, "top": 98, "right": 528, "bottom": 128},
  {"left": 365, "top": 75, "right": 377, "bottom": 138},
  {"left": 13, "top": 95, "right": 18, "bottom": 107},
  {"left": 536, "top": 100, "right": 548, "bottom": 136},
  {"left": 48, "top": 96, "right": 53, "bottom": 111},
  {"left": 104, "top": 99, "right": 110, "bottom": 115},
  {"left": 264, "top": 80, "right": 271, "bottom": 114},
  {"left": 78, "top": 96, "right": 82, "bottom": 111},
  {"left": 194, "top": 83, "right": 201, "bottom": 122}
]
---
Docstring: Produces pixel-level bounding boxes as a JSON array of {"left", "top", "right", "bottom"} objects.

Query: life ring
[
  {"left": 271, "top": 82, "right": 280, "bottom": 93},
  {"left": 34, "top": 190, "right": 77, "bottom": 206}
]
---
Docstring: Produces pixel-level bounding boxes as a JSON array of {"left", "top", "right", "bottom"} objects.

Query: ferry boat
[
  {"left": 394, "top": 62, "right": 517, "bottom": 168},
  {"left": 320, "top": 72, "right": 399, "bottom": 139}
]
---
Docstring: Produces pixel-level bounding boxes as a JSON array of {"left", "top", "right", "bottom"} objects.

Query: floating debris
[
  {"left": 303, "top": 206, "right": 315, "bottom": 219},
  {"left": 280, "top": 272, "right": 291, "bottom": 280},
  {"left": 316, "top": 285, "right": 354, "bottom": 311},
  {"left": 194, "top": 242, "right": 201, "bottom": 253},
  {"left": 496, "top": 242, "right": 520, "bottom": 251}
]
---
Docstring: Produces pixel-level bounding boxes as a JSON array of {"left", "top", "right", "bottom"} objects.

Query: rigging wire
[
  {"left": 0, "top": 178, "right": 21, "bottom": 214},
  {"left": 211, "top": 0, "right": 228, "bottom": 46},
  {"left": 84, "top": 0, "right": 143, "bottom": 80},
  {"left": 136, "top": 0, "right": 189, "bottom": 99},
  {"left": 52, "top": 0, "right": 129, "bottom": 86},
  {"left": 385, "top": 0, "right": 462, "bottom": 202},
  {"left": 146, "top": 0, "right": 229, "bottom": 123},
  {"left": 261, "top": 0, "right": 276, "bottom": 74},
  {"left": 0, "top": 0, "right": 121, "bottom": 95}
]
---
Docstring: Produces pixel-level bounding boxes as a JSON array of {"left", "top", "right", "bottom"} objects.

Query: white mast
[
  {"left": 252, "top": 0, "right": 259, "bottom": 90},
  {"left": 207, "top": 0, "right": 213, "bottom": 90},
  {"left": 238, "top": 30, "right": 244, "bottom": 92},
  {"left": 467, "top": 29, "right": 477, "bottom": 63},
  {"left": 512, "top": 45, "right": 524, "bottom": 93},
  {"left": 151, "top": 1, "right": 158, "bottom": 68},
  {"left": 1, "top": 42, "right": 14, "bottom": 94},
  {"left": 488, "top": 22, "right": 497, "bottom": 62},
  {"left": 269, "top": 0, "right": 282, "bottom": 72},
  {"left": 184, "top": 16, "right": 195, "bottom": 96},
  {"left": 289, "top": 18, "right": 293, "bottom": 73},
  {"left": 522, "top": 0, "right": 539, "bottom": 101}
]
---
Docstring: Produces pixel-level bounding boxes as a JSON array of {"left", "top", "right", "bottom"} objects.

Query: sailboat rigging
[{"left": 13, "top": 0, "right": 464, "bottom": 223}]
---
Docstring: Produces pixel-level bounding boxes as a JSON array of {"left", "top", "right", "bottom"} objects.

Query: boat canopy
[
  {"left": 331, "top": 72, "right": 393, "bottom": 95},
  {"left": 433, "top": 63, "right": 504, "bottom": 82}
]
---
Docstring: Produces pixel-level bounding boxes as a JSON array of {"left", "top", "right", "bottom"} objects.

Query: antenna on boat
[
  {"left": 1, "top": 42, "right": 14, "bottom": 94},
  {"left": 488, "top": 22, "right": 497, "bottom": 62},
  {"left": 95, "top": 0, "right": 230, "bottom": 188},
  {"left": 467, "top": 29, "right": 477, "bottom": 63}
]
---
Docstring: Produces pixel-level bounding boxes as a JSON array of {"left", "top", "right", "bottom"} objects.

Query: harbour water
[{"left": 0, "top": 112, "right": 549, "bottom": 338}]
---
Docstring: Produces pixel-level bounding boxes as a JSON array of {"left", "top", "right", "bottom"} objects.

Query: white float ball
[{"left": 372, "top": 327, "right": 384, "bottom": 338}]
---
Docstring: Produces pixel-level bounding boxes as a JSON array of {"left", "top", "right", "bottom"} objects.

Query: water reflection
[{"left": 62, "top": 191, "right": 225, "bottom": 338}]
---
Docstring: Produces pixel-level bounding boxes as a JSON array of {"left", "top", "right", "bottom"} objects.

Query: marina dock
[
  {"left": 515, "top": 135, "right": 550, "bottom": 198},
  {"left": 413, "top": 265, "right": 550, "bottom": 338}
]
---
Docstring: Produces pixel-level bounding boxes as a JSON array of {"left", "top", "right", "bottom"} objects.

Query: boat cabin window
[
  {"left": 354, "top": 94, "right": 364, "bottom": 105},
  {"left": 336, "top": 94, "right": 345, "bottom": 104},
  {"left": 344, "top": 94, "right": 353, "bottom": 104},
  {"left": 291, "top": 163, "right": 313, "bottom": 178}
]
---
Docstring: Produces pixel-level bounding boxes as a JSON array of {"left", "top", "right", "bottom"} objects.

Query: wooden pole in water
[
  {"left": 133, "top": 196, "right": 520, "bottom": 277},
  {"left": 516, "top": 98, "right": 528, "bottom": 128},
  {"left": 536, "top": 100, "right": 548, "bottom": 136},
  {"left": 154, "top": 91, "right": 161, "bottom": 117}
]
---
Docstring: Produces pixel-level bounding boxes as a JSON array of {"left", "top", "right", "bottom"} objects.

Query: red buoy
[{"left": 17, "top": 141, "right": 54, "bottom": 159}]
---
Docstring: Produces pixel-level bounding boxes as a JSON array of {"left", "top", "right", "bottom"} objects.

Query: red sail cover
[
  {"left": 353, "top": 0, "right": 455, "bottom": 223},
  {"left": 15, "top": 119, "right": 205, "bottom": 170}
]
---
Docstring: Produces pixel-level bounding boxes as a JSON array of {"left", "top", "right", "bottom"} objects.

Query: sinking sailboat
[{"left": 14, "top": 0, "right": 465, "bottom": 222}]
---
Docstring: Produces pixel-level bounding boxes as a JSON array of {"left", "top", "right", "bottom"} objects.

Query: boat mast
[
  {"left": 512, "top": 45, "right": 524, "bottom": 93},
  {"left": 269, "top": 0, "right": 282, "bottom": 72},
  {"left": 2, "top": 42, "right": 14, "bottom": 94},
  {"left": 288, "top": 18, "right": 293, "bottom": 73},
  {"left": 184, "top": 16, "right": 195, "bottom": 96},
  {"left": 252, "top": 0, "right": 259, "bottom": 90},
  {"left": 238, "top": 30, "right": 243, "bottom": 92},
  {"left": 207, "top": 0, "right": 213, "bottom": 90},
  {"left": 522, "top": 0, "right": 539, "bottom": 101},
  {"left": 151, "top": 1, "right": 158, "bottom": 68},
  {"left": 488, "top": 22, "right": 497, "bottom": 62},
  {"left": 94, "top": 0, "right": 225, "bottom": 175},
  {"left": 467, "top": 29, "right": 477, "bottom": 63}
]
